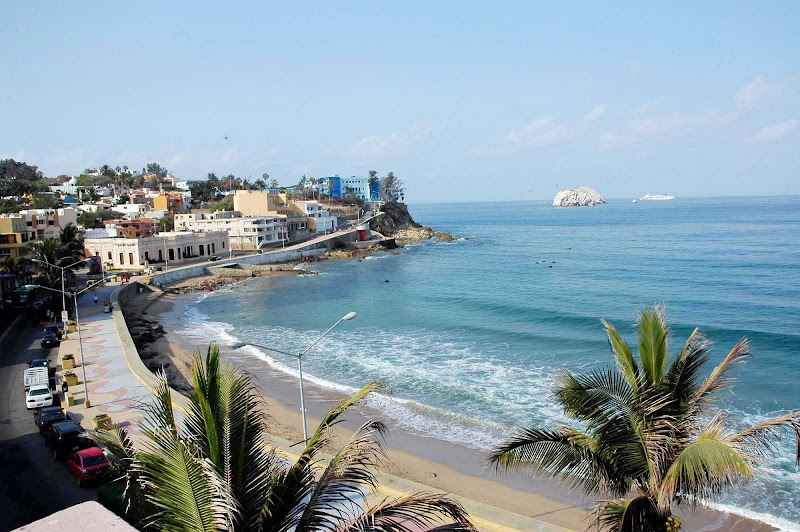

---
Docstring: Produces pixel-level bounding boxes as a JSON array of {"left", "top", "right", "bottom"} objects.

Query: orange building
[{"left": 153, "top": 192, "right": 185, "bottom": 213}]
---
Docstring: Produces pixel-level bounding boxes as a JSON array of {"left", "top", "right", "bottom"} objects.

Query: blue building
[{"left": 320, "top": 175, "right": 380, "bottom": 201}]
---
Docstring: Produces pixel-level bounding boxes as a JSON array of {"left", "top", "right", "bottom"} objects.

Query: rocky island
[{"left": 552, "top": 187, "right": 605, "bottom": 207}]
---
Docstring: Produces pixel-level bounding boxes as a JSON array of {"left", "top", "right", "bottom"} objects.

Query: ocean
[{"left": 174, "top": 197, "right": 800, "bottom": 530}]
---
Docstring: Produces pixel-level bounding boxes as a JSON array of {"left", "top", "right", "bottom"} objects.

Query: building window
[
  {"left": 199, "top": 245, "right": 204, "bottom": 256},
  {"left": 169, "top": 249, "right": 174, "bottom": 261},
  {"left": 144, "top": 251, "right": 149, "bottom": 262},
  {"left": 119, "top": 253, "right": 124, "bottom": 264},
  {"left": 159, "top": 249, "right": 163, "bottom": 261},
  {"left": 129, "top": 253, "right": 134, "bottom": 264},
  {"left": 108, "top": 251, "right": 112, "bottom": 260},
  {"left": 212, "top": 243, "right": 216, "bottom": 253}
]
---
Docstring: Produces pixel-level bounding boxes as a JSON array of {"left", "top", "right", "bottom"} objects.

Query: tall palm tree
[
  {"left": 0, "top": 255, "right": 32, "bottom": 289},
  {"left": 489, "top": 306, "right": 800, "bottom": 531},
  {"left": 95, "top": 344, "right": 474, "bottom": 532}
]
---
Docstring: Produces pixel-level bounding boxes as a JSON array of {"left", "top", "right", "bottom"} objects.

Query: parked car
[
  {"left": 43, "top": 325, "right": 62, "bottom": 340},
  {"left": 207, "top": 256, "right": 221, "bottom": 262},
  {"left": 43, "top": 421, "right": 97, "bottom": 460},
  {"left": 66, "top": 447, "right": 110, "bottom": 486},
  {"left": 41, "top": 332, "right": 60, "bottom": 349},
  {"left": 34, "top": 405, "right": 69, "bottom": 433},
  {"left": 29, "top": 358, "right": 49, "bottom": 368},
  {"left": 26, "top": 384, "right": 54, "bottom": 409}
]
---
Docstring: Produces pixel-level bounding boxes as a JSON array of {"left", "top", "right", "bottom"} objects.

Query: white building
[
  {"left": 112, "top": 203, "right": 149, "bottom": 217},
  {"left": 84, "top": 231, "right": 229, "bottom": 270},
  {"left": 11, "top": 208, "right": 79, "bottom": 240},
  {"left": 174, "top": 211, "right": 288, "bottom": 250},
  {"left": 290, "top": 201, "right": 338, "bottom": 233},
  {"left": 48, "top": 176, "right": 79, "bottom": 196}
]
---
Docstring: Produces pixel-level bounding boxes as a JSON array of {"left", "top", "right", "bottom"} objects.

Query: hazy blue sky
[{"left": 2, "top": 2, "right": 798, "bottom": 202}]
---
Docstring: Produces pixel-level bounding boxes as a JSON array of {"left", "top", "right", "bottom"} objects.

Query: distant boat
[
  {"left": 631, "top": 199, "right": 637, "bottom": 203},
  {"left": 639, "top": 194, "right": 675, "bottom": 201}
]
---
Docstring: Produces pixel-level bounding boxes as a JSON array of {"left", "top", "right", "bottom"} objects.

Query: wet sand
[{"left": 122, "top": 285, "right": 778, "bottom": 532}]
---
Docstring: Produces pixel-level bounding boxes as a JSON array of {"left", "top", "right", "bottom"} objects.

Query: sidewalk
[{"left": 56, "top": 282, "right": 151, "bottom": 431}]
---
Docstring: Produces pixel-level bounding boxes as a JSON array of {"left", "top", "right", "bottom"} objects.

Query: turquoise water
[{"left": 183, "top": 197, "right": 800, "bottom": 529}]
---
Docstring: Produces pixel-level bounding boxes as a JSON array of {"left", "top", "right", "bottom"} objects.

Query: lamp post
[
  {"left": 35, "top": 276, "right": 112, "bottom": 408},
  {"left": 32, "top": 257, "right": 92, "bottom": 338},
  {"left": 229, "top": 311, "right": 357, "bottom": 444}
]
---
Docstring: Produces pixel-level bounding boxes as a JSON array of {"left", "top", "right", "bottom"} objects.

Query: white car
[{"left": 26, "top": 384, "right": 53, "bottom": 409}]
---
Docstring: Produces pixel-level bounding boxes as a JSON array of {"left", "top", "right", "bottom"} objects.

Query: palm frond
[
  {"left": 261, "top": 382, "right": 384, "bottom": 532},
  {"left": 635, "top": 305, "right": 669, "bottom": 386},
  {"left": 488, "top": 426, "right": 629, "bottom": 496},
  {"left": 689, "top": 338, "right": 750, "bottom": 413},
  {"left": 345, "top": 493, "right": 476, "bottom": 532},
  {"left": 554, "top": 367, "right": 635, "bottom": 425},
  {"left": 139, "top": 370, "right": 179, "bottom": 442},
  {"left": 297, "top": 421, "right": 388, "bottom": 530},
  {"left": 658, "top": 415, "right": 753, "bottom": 512},
  {"left": 595, "top": 495, "right": 666, "bottom": 532},
  {"left": 136, "top": 433, "right": 236, "bottom": 531},
  {"left": 90, "top": 422, "right": 136, "bottom": 464},
  {"left": 730, "top": 410, "right": 800, "bottom": 465},
  {"left": 602, "top": 319, "right": 639, "bottom": 393}
]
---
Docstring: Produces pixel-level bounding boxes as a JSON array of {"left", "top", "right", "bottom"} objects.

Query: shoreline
[{"left": 121, "top": 275, "right": 781, "bottom": 532}]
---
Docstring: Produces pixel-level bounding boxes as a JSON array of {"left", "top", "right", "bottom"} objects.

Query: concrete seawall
[{"left": 149, "top": 230, "right": 362, "bottom": 286}]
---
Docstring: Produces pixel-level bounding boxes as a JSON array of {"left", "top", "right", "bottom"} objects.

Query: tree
[
  {"left": 0, "top": 256, "right": 32, "bottom": 289},
  {"left": 253, "top": 179, "right": 266, "bottom": 191},
  {"left": 116, "top": 194, "right": 130, "bottom": 205},
  {"left": 380, "top": 172, "right": 405, "bottom": 202},
  {"left": 489, "top": 306, "right": 800, "bottom": 531},
  {"left": 159, "top": 214, "right": 174, "bottom": 232},
  {"left": 145, "top": 162, "right": 169, "bottom": 178},
  {"left": 268, "top": 179, "right": 279, "bottom": 190},
  {"left": 262, "top": 172, "right": 269, "bottom": 182},
  {"left": 93, "top": 345, "right": 475, "bottom": 532},
  {"left": 0, "top": 159, "right": 46, "bottom": 196},
  {"left": 296, "top": 175, "right": 308, "bottom": 199},
  {"left": 31, "top": 194, "right": 61, "bottom": 209},
  {"left": 78, "top": 209, "right": 124, "bottom": 229},
  {"left": 58, "top": 223, "right": 84, "bottom": 260},
  {"left": 100, "top": 164, "right": 117, "bottom": 177}
]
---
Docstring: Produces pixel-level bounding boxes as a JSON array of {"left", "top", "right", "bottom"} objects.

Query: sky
[{"left": 1, "top": 1, "right": 798, "bottom": 202}]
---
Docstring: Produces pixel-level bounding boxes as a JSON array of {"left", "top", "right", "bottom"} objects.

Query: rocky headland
[
  {"left": 370, "top": 201, "right": 455, "bottom": 244},
  {"left": 552, "top": 187, "right": 605, "bottom": 207}
]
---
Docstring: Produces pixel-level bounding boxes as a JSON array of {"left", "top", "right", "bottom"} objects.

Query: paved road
[{"left": 0, "top": 320, "right": 98, "bottom": 532}]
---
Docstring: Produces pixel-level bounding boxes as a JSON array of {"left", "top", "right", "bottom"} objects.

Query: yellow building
[{"left": 0, "top": 217, "right": 31, "bottom": 263}]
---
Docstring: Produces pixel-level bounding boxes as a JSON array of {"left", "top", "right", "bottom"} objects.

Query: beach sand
[{"left": 121, "top": 286, "right": 778, "bottom": 532}]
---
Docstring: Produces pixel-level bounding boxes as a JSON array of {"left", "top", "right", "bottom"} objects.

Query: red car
[{"left": 66, "top": 447, "right": 109, "bottom": 486}]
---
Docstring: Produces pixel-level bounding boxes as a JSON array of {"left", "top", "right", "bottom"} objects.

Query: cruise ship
[{"left": 639, "top": 194, "right": 675, "bottom": 201}]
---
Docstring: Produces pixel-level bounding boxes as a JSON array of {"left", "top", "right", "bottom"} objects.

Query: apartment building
[
  {"left": 289, "top": 201, "right": 338, "bottom": 233},
  {"left": 174, "top": 211, "right": 288, "bottom": 250},
  {"left": 233, "top": 191, "right": 337, "bottom": 236},
  {"left": 0, "top": 216, "right": 29, "bottom": 263},
  {"left": 84, "top": 231, "right": 229, "bottom": 270}
]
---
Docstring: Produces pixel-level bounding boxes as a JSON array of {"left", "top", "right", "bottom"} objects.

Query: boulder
[{"left": 552, "top": 187, "right": 605, "bottom": 207}]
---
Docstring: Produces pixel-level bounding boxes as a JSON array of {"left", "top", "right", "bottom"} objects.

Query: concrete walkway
[{"left": 56, "top": 282, "right": 150, "bottom": 431}]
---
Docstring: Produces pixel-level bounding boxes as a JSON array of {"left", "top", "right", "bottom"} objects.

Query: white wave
[{"left": 704, "top": 501, "right": 800, "bottom": 532}]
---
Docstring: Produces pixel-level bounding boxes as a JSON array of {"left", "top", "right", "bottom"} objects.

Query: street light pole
[
  {"left": 228, "top": 311, "right": 357, "bottom": 444},
  {"left": 32, "top": 257, "right": 91, "bottom": 339}
]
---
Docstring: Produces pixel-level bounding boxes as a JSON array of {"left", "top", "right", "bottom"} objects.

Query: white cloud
[
  {"left": 583, "top": 104, "right": 608, "bottom": 123},
  {"left": 745, "top": 119, "right": 799, "bottom": 144},
  {"left": 598, "top": 111, "right": 737, "bottom": 151},
  {"left": 472, "top": 116, "right": 577, "bottom": 157},
  {"left": 735, "top": 75, "right": 789, "bottom": 110},
  {"left": 343, "top": 122, "right": 431, "bottom": 164}
]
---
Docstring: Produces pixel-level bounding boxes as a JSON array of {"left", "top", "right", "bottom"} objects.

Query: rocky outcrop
[
  {"left": 369, "top": 202, "right": 422, "bottom": 236},
  {"left": 552, "top": 187, "right": 605, "bottom": 207},
  {"left": 370, "top": 202, "right": 456, "bottom": 244}
]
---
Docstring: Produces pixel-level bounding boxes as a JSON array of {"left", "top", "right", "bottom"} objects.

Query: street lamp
[
  {"left": 35, "top": 276, "right": 113, "bottom": 408},
  {"left": 228, "top": 311, "right": 357, "bottom": 444},
  {"left": 32, "top": 257, "right": 93, "bottom": 338}
]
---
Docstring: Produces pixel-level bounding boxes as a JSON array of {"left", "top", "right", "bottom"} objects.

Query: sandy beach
[{"left": 121, "top": 280, "right": 778, "bottom": 532}]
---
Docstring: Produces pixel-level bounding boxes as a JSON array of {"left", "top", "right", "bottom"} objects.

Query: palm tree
[
  {"left": 0, "top": 255, "right": 32, "bottom": 289},
  {"left": 489, "top": 306, "right": 800, "bottom": 531},
  {"left": 95, "top": 344, "right": 474, "bottom": 532},
  {"left": 59, "top": 223, "right": 84, "bottom": 260}
]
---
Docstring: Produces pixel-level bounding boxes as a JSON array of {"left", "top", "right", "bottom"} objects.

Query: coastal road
[{"left": 0, "top": 320, "right": 98, "bottom": 531}]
